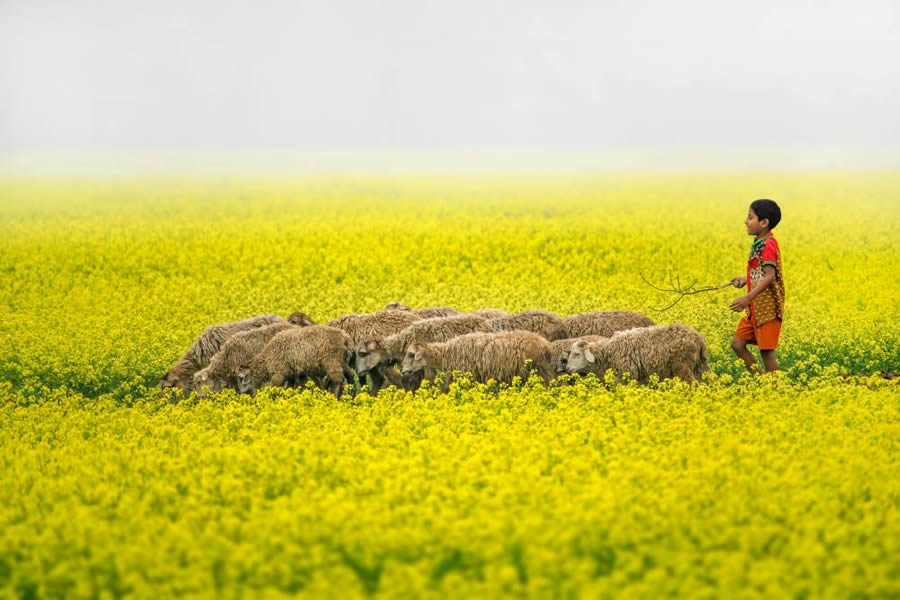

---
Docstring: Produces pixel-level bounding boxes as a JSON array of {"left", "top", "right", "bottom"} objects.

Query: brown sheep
[
  {"left": 565, "top": 324, "right": 709, "bottom": 384},
  {"left": 193, "top": 322, "right": 297, "bottom": 396},
  {"left": 401, "top": 330, "right": 555, "bottom": 387},
  {"left": 355, "top": 314, "right": 494, "bottom": 392},
  {"left": 160, "top": 314, "right": 285, "bottom": 391},
  {"left": 562, "top": 311, "right": 654, "bottom": 338},
  {"left": 287, "top": 312, "right": 316, "bottom": 326},
  {"left": 327, "top": 310, "right": 423, "bottom": 346},
  {"left": 237, "top": 325, "right": 354, "bottom": 397},
  {"left": 488, "top": 309, "right": 567, "bottom": 341},
  {"left": 327, "top": 309, "right": 423, "bottom": 391},
  {"left": 549, "top": 335, "right": 607, "bottom": 374}
]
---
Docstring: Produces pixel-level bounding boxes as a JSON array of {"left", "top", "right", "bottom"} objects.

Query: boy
[{"left": 730, "top": 199, "right": 785, "bottom": 373}]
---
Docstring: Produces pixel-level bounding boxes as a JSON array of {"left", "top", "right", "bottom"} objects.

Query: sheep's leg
[
  {"left": 538, "top": 363, "right": 555, "bottom": 384},
  {"left": 368, "top": 368, "right": 384, "bottom": 395},
  {"left": 325, "top": 362, "right": 345, "bottom": 398},
  {"left": 342, "top": 366, "right": 360, "bottom": 397}
]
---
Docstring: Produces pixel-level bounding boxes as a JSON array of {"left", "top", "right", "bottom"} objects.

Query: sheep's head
[
  {"left": 552, "top": 341, "right": 574, "bottom": 374},
  {"left": 401, "top": 344, "right": 428, "bottom": 375},
  {"left": 288, "top": 312, "right": 315, "bottom": 327},
  {"left": 236, "top": 365, "right": 258, "bottom": 395},
  {"left": 160, "top": 370, "right": 187, "bottom": 391},
  {"left": 192, "top": 368, "right": 211, "bottom": 397},
  {"left": 385, "top": 302, "right": 411, "bottom": 311},
  {"left": 565, "top": 340, "right": 596, "bottom": 374},
  {"left": 355, "top": 339, "right": 387, "bottom": 376},
  {"left": 193, "top": 368, "right": 226, "bottom": 398}
]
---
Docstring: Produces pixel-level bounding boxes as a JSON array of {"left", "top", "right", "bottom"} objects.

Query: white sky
[{"left": 1, "top": 0, "right": 899, "bottom": 166}]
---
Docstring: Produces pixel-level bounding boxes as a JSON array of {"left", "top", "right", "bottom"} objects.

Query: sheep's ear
[
  {"left": 414, "top": 350, "right": 423, "bottom": 361},
  {"left": 585, "top": 347, "right": 595, "bottom": 363},
  {"left": 366, "top": 340, "right": 378, "bottom": 351}
]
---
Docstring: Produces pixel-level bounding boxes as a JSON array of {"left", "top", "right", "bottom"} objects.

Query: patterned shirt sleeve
[{"left": 760, "top": 239, "right": 779, "bottom": 271}]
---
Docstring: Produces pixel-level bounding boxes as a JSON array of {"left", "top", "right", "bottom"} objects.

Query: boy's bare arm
[{"left": 731, "top": 265, "right": 776, "bottom": 312}]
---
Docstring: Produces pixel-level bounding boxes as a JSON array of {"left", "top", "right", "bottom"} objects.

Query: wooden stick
[{"left": 639, "top": 272, "right": 733, "bottom": 312}]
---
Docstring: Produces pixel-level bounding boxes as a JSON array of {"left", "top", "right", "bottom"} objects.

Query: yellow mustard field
[{"left": 1, "top": 173, "right": 899, "bottom": 598}]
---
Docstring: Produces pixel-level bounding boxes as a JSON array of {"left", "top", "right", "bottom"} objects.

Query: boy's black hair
[{"left": 750, "top": 199, "right": 781, "bottom": 229}]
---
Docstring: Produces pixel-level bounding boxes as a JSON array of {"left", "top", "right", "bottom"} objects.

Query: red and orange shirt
[{"left": 746, "top": 232, "right": 785, "bottom": 326}]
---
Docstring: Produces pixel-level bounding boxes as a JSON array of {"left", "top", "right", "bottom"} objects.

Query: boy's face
[{"left": 745, "top": 208, "right": 769, "bottom": 236}]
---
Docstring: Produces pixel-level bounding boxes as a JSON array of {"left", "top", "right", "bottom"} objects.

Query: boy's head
[{"left": 746, "top": 199, "right": 781, "bottom": 235}]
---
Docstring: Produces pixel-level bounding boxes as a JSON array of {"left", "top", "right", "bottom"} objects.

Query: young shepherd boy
[{"left": 729, "top": 199, "right": 785, "bottom": 373}]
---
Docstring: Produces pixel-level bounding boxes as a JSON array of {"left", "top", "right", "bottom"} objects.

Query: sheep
[
  {"left": 383, "top": 302, "right": 460, "bottom": 319},
  {"left": 192, "top": 321, "right": 297, "bottom": 396},
  {"left": 355, "top": 314, "right": 494, "bottom": 392},
  {"left": 160, "top": 314, "right": 285, "bottom": 391},
  {"left": 401, "top": 330, "right": 555, "bottom": 387},
  {"left": 326, "top": 309, "right": 424, "bottom": 391},
  {"left": 287, "top": 312, "right": 316, "bottom": 326},
  {"left": 237, "top": 325, "right": 354, "bottom": 397},
  {"left": 562, "top": 311, "right": 654, "bottom": 338},
  {"left": 549, "top": 335, "right": 607, "bottom": 374},
  {"left": 488, "top": 309, "right": 567, "bottom": 341},
  {"left": 327, "top": 309, "right": 423, "bottom": 345},
  {"left": 565, "top": 324, "right": 709, "bottom": 384}
]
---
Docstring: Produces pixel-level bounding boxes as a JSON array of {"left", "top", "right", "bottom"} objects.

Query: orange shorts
[{"left": 734, "top": 317, "right": 782, "bottom": 351}]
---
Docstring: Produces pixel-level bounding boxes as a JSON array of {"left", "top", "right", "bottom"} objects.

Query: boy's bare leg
[
  {"left": 731, "top": 337, "right": 760, "bottom": 372},
  {"left": 760, "top": 350, "right": 779, "bottom": 373}
]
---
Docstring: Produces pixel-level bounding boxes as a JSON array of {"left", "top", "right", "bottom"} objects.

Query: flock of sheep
[{"left": 159, "top": 303, "right": 710, "bottom": 398}]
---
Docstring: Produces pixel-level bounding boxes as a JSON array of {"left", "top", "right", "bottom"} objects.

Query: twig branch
[{"left": 639, "top": 271, "right": 733, "bottom": 312}]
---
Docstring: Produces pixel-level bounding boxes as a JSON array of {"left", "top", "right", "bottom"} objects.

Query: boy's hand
[
  {"left": 730, "top": 276, "right": 747, "bottom": 288},
  {"left": 730, "top": 295, "right": 751, "bottom": 312}
]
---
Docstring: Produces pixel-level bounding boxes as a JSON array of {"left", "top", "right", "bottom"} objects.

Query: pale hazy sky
[{"left": 1, "top": 0, "right": 899, "bottom": 155}]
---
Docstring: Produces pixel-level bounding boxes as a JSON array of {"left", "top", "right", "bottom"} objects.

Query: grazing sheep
[
  {"left": 193, "top": 322, "right": 296, "bottom": 396},
  {"left": 472, "top": 308, "right": 509, "bottom": 319},
  {"left": 488, "top": 309, "right": 567, "bottom": 341},
  {"left": 327, "top": 310, "right": 423, "bottom": 346},
  {"left": 237, "top": 325, "right": 354, "bottom": 397},
  {"left": 327, "top": 309, "right": 423, "bottom": 391},
  {"left": 562, "top": 311, "right": 654, "bottom": 338},
  {"left": 565, "top": 324, "right": 709, "bottom": 383},
  {"left": 549, "top": 335, "right": 607, "bottom": 374},
  {"left": 160, "top": 314, "right": 285, "bottom": 391},
  {"left": 383, "top": 302, "right": 459, "bottom": 319},
  {"left": 287, "top": 312, "right": 316, "bottom": 326},
  {"left": 401, "top": 330, "right": 555, "bottom": 387},
  {"left": 355, "top": 314, "right": 494, "bottom": 392}
]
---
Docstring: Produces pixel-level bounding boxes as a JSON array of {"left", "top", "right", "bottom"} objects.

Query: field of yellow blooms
[{"left": 1, "top": 173, "right": 899, "bottom": 597}]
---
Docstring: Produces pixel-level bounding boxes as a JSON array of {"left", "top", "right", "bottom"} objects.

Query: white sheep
[
  {"left": 355, "top": 314, "right": 494, "bottom": 392},
  {"left": 548, "top": 335, "right": 607, "bottom": 374},
  {"left": 160, "top": 314, "right": 285, "bottom": 391},
  {"left": 565, "top": 324, "right": 709, "bottom": 383},
  {"left": 193, "top": 322, "right": 296, "bottom": 396},
  {"left": 237, "top": 325, "right": 354, "bottom": 397},
  {"left": 401, "top": 330, "right": 555, "bottom": 387}
]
